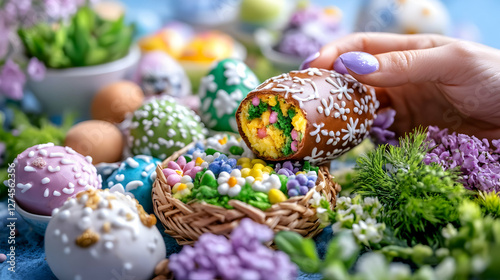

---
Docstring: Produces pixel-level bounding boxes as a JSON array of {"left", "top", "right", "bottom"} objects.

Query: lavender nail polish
[
  {"left": 299, "top": 52, "right": 320, "bottom": 70},
  {"left": 333, "top": 57, "right": 349, "bottom": 74},
  {"left": 339, "top": 51, "right": 379, "bottom": 75}
]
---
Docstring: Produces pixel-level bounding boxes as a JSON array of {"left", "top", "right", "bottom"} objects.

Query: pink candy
[
  {"left": 291, "top": 141, "right": 298, "bottom": 152},
  {"left": 291, "top": 129, "right": 298, "bottom": 141},
  {"left": 269, "top": 111, "right": 278, "bottom": 124},
  {"left": 252, "top": 96, "right": 260, "bottom": 106},
  {"left": 258, "top": 128, "right": 267, "bottom": 139}
]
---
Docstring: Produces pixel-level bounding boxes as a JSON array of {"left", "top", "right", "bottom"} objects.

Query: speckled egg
[
  {"left": 65, "top": 120, "right": 124, "bottom": 164},
  {"left": 45, "top": 189, "right": 166, "bottom": 280},
  {"left": 13, "top": 143, "right": 102, "bottom": 216},
  {"left": 355, "top": 0, "right": 450, "bottom": 34},
  {"left": 128, "top": 97, "right": 207, "bottom": 159},
  {"left": 105, "top": 155, "right": 161, "bottom": 213},
  {"left": 199, "top": 58, "right": 259, "bottom": 132},
  {"left": 91, "top": 81, "right": 144, "bottom": 123}
]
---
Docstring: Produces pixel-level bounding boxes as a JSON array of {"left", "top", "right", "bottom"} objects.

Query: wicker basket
[{"left": 152, "top": 142, "right": 341, "bottom": 246}]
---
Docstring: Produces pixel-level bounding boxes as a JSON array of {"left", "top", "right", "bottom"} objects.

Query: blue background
[{"left": 122, "top": 0, "right": 500, "bottom": 49}]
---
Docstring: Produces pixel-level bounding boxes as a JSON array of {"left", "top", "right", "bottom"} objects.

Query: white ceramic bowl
[
  {"left": 27, "top": 45, "right": 141, "bottom": 119},
  {"left": 16, "top": 202, "right": 51, "bottom": 236}
]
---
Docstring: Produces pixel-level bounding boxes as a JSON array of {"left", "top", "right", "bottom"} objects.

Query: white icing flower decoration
[
  {"left": 224, "top": 61, "right": 247, "bottom": 86},
  {"left": 192, "top": 151, "right": 221, "bottom": 169},
  {"left": 217, "top": 169, "right": 245, "bottom": 197},
  {"left": 251, "top": 174, "right": 281, "bottom": 193},
  {"left": 172, "top": 176, "right": 194, "bottom": 199},
  {"left": 243, "top": 73, "right": 259, "bottom": 89},
  {"left": 199, "top": 74, "right": 217, "bottom": 98},
  {"left": 213, "top": 89, "right": 243, "bottom": 118}
]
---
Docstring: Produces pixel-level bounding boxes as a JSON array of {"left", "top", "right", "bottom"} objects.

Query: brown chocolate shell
[{"left": 236, "top": 68, "right": 379, "bottom": 165}]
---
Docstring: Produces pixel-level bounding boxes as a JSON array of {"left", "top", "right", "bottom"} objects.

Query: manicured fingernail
[
  {"left": 333, "top": 57, "right": 349, "bottom": 74},
  {"left": 299, "top": 52, "right": 320, "bottom": 70},
  {"left": 339, "top": 51, "right": 379, "bottom": 75}
]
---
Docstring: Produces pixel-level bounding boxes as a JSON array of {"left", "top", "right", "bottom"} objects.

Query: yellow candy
[
  {"left": 250, "top": 169, "right": 263, "bottom": 179},
  {"left": 218, "top": 136, "right": 228, "bottom": 145},
  {"left": 263, "top": 166, "right": 274, "bottom": 174},
  {"left": 296, "top": 171, "right": 306, "bottom": 175},
  {"left": 241, "top": 168, "right": 251, "bottom": 178},
  {"left": 237, "top": 157, "right": 251, "bottom": 165},
  {"left": 195, "top": 157, "right": 204, "bottom": 166},
  {"left": 251, "top": 159, "right": 266, "bottom": 166},
  {"left": 253, "top": 163, "right": 265, "bottom": 170},
  {"left": 241, "top": 163, "right": 251, "bottom": 169},
  {"left": 268, "top": 189, "right": 287, "bottom": 204}
]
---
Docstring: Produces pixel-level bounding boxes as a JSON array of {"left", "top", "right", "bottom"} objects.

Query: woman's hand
[{"left": 304, "top": 33, "right": 500, "bottom": 140}]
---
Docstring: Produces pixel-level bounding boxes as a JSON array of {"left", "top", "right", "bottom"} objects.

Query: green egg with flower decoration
[{"left": 199, "top": 58, "right": 259, "bottom": 132}]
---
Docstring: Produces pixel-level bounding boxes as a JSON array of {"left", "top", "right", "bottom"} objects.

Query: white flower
[
  {"left": 251, "top": 174, "right": 280, "bottom": 193},
  {"left": 212, "top": 89, "right": 243, "bottom": 118},
  {"left": 199, "top": 74, "right": 217, "bottom": 98},
  {"left": 172, "top": 176, "right": 194, "bottom": 199},
  {"left": 388, "top": 263, "right": 412, "bottom": 279},
  {"left": 352, "top": 219, "right": 384, "bottom": 245},
  {"left": 309, "top": 190, "right": 323, "bottom": 207},
  {"left": 224, "top": 61, "right": 247, "bottom": 86},
  {"left": 441, "top": 223, "right": 458, "bottom": 239},
  {"left": 336, "top": 196, "right": 352, "bottom": 210},
  {"left": 217, "top": 169, "right": 245, "bottom": 197}
]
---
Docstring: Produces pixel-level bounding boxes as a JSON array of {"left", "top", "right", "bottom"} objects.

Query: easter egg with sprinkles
[
  {"left": 105, "top": 155, "right": 161, "bottom": 213},
  {"left": 12, "top": 143, "right": 102, "bottom": 216},
  {"left": 199, "top": 58, "right": 259, "bottom": 132},
  {"left": 128, "top": 97, "right": 208, "bottom": 159},
  {"left": 45, "top": 189, "right": 165, "bottom": 280},
  {"left": 236, "top": 68, "right": 379, "bottom": 165}
]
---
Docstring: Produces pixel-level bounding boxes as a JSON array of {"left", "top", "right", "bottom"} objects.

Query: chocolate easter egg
[
  {"left": 236, "top": 68, "right": 379, "bottom": 165},
  {"left": 199, "top": 58, "right": 259, "bottom": 132}
]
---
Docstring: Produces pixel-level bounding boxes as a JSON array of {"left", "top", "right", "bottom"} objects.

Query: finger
[
  {"left": 310, "top": 32, "right": 456, "bottom": 69},
  {"left": 342, "top": 44, "right": 465, "bottom": 87}
]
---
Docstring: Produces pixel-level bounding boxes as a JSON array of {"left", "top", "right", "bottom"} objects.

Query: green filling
[
  {"left": 247, "top": 100, "right": 268, "bottom": 120},
  {"left": 271, "top": 102, "right": 296, "bottom": 156}
]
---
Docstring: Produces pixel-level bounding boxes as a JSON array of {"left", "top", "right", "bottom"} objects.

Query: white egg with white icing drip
[{"left": 45, "top": 189, "right": 165, "bottom": 280}]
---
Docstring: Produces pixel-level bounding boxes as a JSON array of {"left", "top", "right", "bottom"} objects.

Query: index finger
[{"left": 310, "top": 32, "right": 456, "bottom": 69}]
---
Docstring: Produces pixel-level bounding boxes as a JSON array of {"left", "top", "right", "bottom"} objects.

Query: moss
[
  {"left": 282, "top": 137, "right": 293, "bottom": 157},
  {"left": 247, "top": 100, "right": 268, "bottom": 120}
]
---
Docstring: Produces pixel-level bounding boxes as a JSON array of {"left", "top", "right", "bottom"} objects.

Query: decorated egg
[
  {"left": 355, "top": 0, "right": 450, "bottom": 35},
  {"left": 45, "top": 189, "right": 166, "bottom": 280},
  {"left": 128, "top": 97, "right": 207, "bottom": 159},
  {"left": 105, "top": 155, "right": 161, "bottom": 213},
  {"left": 134, "top": 51, "right": 191, "bottom": 98},
  {"left": 65, "top": 120, "right": 124, "bottom": 164},
  {"left": 199, "top": 58, "right": 259, "bottom": 132},
  {"left": 12, "top": 143, "right": 101, "bottom": 216},
  {"left": 179, "top": 31, "right": 235, "bottom": 64},
  {"left": 138, "top": 21, "right": 194, "bottom": 58},
  {"left": 91, "top": 81, "right": 144, "bottom": 123}
]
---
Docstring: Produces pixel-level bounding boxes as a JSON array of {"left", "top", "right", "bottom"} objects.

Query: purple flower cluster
[
  {"left": 287, "top": 174, "right": 317, "bottom": 197},
  {"left": 169, "top": 218, "right": 297, "bottom": 280},
  {"left": 274, "top": 161, "right": 300, "bottom": 176},
  {"left": 424, "top": 126, "right": 500, "bottom": 192},
  {"left": 208, "top": 154, "right": 238, "bottom": 176},
  {"left": 370, "top": 108, "right": 398, "bottom": 146}
]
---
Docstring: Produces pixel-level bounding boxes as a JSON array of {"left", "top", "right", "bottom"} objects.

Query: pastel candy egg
[
  {"left": 199, "top": 58, "right": 259, "bottom": 132},
  {"left": 128, "top": 97, "right": 208, "bottom": 159},
  {"left": 12, "top": 143, "right": 102, "bottom": 216},
  {"left": 105, "top": 155, "right": 161, "bottom": 213},
  {"left": 45, "top": 189, "right": 165, "bottom": 280}
]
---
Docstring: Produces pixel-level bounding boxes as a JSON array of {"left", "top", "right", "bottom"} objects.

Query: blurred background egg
[
  {"left": 138, "top": 21, "right": 194, "bottom": 58},
  {"left": 91, "top": 81, "right": 144, "bottom": 123},
  {"left": 134, "top": 51, "right": 191, "bottom": 98},
  {"left": 355, "top": 0, "right": 450, "bottom": 34},
  {"left": 199, "top": 58, "right": 259, "bottom": 133},
  {"left": 65, "top": 120, "right": 124, "bottom": 164}
]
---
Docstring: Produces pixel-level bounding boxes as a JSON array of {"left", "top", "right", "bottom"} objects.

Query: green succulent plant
[{"left": 18, "top": 6, "right": 134, "bottom": 68}]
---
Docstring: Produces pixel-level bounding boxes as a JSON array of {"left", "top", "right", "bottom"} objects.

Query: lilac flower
[
  {"left": 27, "top": 57, "right": 46, "bottom": 81},
  {"left": 0, "top": 59, "right": 26, "bottom": 100},
  {"left": 44, "top": 0, "right": 79, "bottom": 20},
  {"left": 274, "top": 161, "right": 300, "bottom": 176},
  {"left": 425, "top": 126, "right": 500, "bottom": 193},
  {"left": 168, "top": 218, "right": 297, "bottom": 280},
  {"left": 370, "top": 108, "right": 398, "bottom": 146}
]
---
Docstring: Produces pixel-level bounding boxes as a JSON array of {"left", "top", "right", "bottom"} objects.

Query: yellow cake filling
[{"left": 239, "top": 95, "right": 306, "bottom": 158}]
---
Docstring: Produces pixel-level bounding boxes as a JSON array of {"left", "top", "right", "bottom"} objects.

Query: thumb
[{"left": 337, "top": 45, "right": 459, "bottom": 87}]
